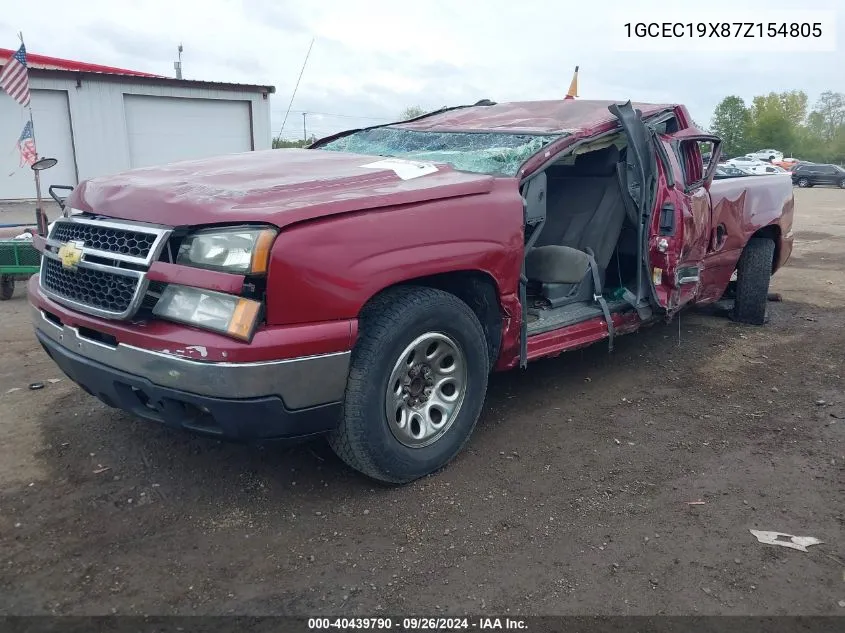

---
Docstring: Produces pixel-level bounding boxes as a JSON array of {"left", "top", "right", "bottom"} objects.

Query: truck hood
[{"left": 67, "top": 148, "right": 496, "bottom": 228}]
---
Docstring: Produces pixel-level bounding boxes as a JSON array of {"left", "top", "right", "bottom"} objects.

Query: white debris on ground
[{"left": 749, "top": 530, "right": 824, "bottom": 552}]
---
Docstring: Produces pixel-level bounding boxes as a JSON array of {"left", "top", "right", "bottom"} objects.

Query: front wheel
[
  {"left": 328, "top": 286, "right": 490, "bottom": 484},
  {"left": 0, "top": 275, "right": 14, "bottom": 300},
  {"left": 839, "top": 178, "right": 845, "bottom": 189},
  {"left": 797, "top": 177, "right": 810, "bottom": 188},
  {"left": 731, "top": 238, "right": 775, "bottom": 325}
]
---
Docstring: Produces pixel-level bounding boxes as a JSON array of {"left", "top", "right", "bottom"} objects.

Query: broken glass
[{"left": 317, "top": 127, "right": 564, "bottom": 176}]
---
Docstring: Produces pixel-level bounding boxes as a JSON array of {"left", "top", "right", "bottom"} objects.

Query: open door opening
[
  {"left": 516, "top": 102, "right": 712, "bottom": 365},
  {"left": 517, "top": 128, "right": 653, "bottom": 359}
]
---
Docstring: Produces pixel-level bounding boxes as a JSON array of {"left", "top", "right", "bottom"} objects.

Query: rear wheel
[
  {"left": 0, "top": 275, "right": 14, "bottom": 301},
  {"left": 797, "top": 177, "right": 810, "bottom": 188},
  {"left": 731, "top": 238, "right": 775, "bottom": 325},
  {"left": 328, "top": 286, "right": 490, "bottom": 484},
  {"left": 839, "top": 178, "right": 845, "bottom": 189}
]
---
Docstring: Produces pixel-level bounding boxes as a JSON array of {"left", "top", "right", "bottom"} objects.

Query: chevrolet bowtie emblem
[{"left": 57, "top": 240, "right": 84, "bottom": 270}]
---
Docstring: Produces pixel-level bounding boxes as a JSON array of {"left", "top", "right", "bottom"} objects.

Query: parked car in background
[
  {"left": 726, "top": 155, "right": 766, "bottom": 168},
  {"left": 747, "top": 149, "right": 784, "bottom": 162},
  {"left": 725, "top": 156, "right": 781, "bottom": 176},
  {"left": 763, "top": 165, "right": 788, "bottom": 174},
  {"left": 788, "top": 160, "right": 816, "bottom": 172},
  {"left": 791, "top": 163, "right": 845, "bottom": 188},
  {"left": 714, "top": 165, "right": 753, "bottom": 179},
  {"left": 773, "top": 159, "right": 800, "bottom": 171}
]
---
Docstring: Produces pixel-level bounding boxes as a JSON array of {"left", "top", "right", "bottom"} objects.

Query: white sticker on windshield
[{"left": 362, "top": 158, "right": 438, "bottom": 180}]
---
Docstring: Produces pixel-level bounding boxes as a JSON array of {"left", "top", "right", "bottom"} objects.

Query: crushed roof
[{"left": 396, "top": 99, "right": 676, "bottom": 134}]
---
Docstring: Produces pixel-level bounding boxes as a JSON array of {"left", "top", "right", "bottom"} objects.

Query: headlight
[
  {"left": 153, "top": 285, "right": 262, "bottom": 341},
  {"left": 176, "top": 226, "right": 277, "bottom": 274}
]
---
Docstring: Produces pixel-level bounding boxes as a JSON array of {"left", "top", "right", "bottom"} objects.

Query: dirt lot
[{"left": 1, "top": 187, "right": 843, "bottom": 616}]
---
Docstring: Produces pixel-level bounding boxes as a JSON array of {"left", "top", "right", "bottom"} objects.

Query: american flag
[
  {"left": 17, "top": 120, "right": 37, "bottom": 167},
  {"left": 0, "top": 44, "right": 31, "bottom": 107}
]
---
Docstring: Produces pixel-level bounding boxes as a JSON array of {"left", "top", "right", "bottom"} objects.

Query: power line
[
  {"left": 277, "top": 38, "right": 315, "bottom": 139},
  {"left": 272, "top": 109, "right": 390, "bottom": 122}
]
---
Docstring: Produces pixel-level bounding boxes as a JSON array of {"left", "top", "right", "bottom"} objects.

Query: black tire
[
  {"left": 0, "top": 276, "right": 13, "bottom": 301},
  {"left": 838, "top": 178, "right": 845, "bottom": 189},
  {"left": 797, "top": 177, "right": 810, "bottom": 188},
  {"left": 328, "top": 286, "right": 490, "bottom": 484},
  {"left": 731, "top": 238, "right": 775, "bottom": 325}
]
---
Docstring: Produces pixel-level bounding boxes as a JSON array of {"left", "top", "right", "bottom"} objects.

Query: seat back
[{"left": 535, "top": 145, "right": 627, "bottom": 270}]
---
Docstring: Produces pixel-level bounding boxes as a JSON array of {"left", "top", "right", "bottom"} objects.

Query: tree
[
  {"left": 749, "top": 90, "right": 808, "bottom": 127},
  {"left": 702, "top": 88, "right": 843, "bottom": 165},
  {"left": 811, "top": 91, "right": 845, "bottom": 141},
  {"left": 710, "top": 96, "right": 751, "bottom": 157},
  {"left": 400, "top": 106, "right": 426, "bottom": 120},
  {"left": 272, "top": 134, "right": 318, "bottom": 149},
  {"left": 746, "top": 91, "right": 810, "bottom": 155}
]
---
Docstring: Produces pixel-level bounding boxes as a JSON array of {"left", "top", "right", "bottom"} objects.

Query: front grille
[
  {"left": 41, "top": 217, "right": 171, "bottom": 320},
  {"left": 51, "top": 222, "right": 157, "bottom": 258},
  {"left": 41, "top": 257, "right": 140, "bottom": 314}
]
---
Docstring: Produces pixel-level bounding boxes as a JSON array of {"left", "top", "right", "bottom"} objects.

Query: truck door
[
  {"left": 609, "top": 102, "right": 721, "bottom": 316},
  {"left": 655, "top": 130, "right": 722, "bottom": 310}
]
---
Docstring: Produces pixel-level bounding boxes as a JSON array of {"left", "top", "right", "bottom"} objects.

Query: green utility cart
[
  {"left": 0, "top": 231, "right": 40, "bottom": 300},
  {"left": 0, "top": 179, "right": 74, "bottom": 300}
]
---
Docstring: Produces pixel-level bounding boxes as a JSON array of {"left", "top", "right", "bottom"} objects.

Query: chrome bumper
[{"left": 32, "top": 306, "right": 350, "bottom": 409}]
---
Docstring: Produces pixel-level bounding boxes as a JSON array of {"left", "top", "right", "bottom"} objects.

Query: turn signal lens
[
  {"left": 228, "top": 298, "right": 262, "bottom": 340},
  {"left": 250, "top": 229, "right": 276, "bottom": 274}
]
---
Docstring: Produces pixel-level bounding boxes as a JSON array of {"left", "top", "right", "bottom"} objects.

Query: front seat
[{"left": 524, "top": 144, "right": 628, "bottom": 309}]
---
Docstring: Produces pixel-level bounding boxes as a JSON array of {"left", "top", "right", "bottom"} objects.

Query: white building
[{"left": 0, "top": 49, "right": 274, "bottom": 200}]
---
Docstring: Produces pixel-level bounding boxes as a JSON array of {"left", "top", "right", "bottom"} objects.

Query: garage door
[
  {"left": 0, "top": 89, "right": 78, "bottom": 200},
  {"left": 124, "top": 95, "right": 252, "bottom": 169}
]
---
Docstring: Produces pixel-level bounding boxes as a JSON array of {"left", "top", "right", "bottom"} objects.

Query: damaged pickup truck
[{"left": 30, "top": 99, "right": 794, "bottom": 484}]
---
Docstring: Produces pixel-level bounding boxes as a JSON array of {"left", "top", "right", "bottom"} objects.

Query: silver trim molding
[
  {"left": 34, "top": 306, "right": 351, "bottom": 409},
  {"left": 46, "top": 215, "right": 173, "bottom": 267}
]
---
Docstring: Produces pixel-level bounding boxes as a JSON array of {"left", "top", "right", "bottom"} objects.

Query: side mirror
[
  {"left": 31, "top": 157, "right": 58, "bottom": 171},
  {"left": 30, "top": 157, "right": 59, "bottom": 237}
]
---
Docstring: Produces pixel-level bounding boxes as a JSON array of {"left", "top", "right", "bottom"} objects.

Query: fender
[
  {"left": 264, "top": 179, "right": 525, "bottom": 326},
  {"left": 696, "top": 175, "right": 795, "bottom": 303}
]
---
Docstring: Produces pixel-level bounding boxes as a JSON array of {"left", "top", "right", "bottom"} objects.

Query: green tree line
[
  {"left": 272, "top": 106, "right": 428, "bottom": 148},
  {"left": 272, "top": 134, "right": 318, "bottom": 149},
  {"left": 710, "top": 90, "right": 845, "bottom": 164}
]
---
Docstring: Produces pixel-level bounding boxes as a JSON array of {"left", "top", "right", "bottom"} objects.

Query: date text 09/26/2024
[{"left": 307, "top": 617, "right": 528, "bottom": 630}]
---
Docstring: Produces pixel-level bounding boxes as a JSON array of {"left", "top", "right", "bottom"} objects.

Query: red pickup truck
[{"left": 30, "top": 99, "right": 793, "bottom": 484}]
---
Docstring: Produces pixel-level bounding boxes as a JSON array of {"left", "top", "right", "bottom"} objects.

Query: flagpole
[{"left": 17, "top": 32, "right": 47, "bottom": 235}]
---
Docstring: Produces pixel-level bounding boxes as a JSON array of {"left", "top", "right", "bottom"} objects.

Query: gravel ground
[{"left": 0, "top": 187, "right": 843, "bottom": 616}]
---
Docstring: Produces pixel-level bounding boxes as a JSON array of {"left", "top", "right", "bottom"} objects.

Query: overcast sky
[{"left": 3, "top": 0, "right": 842, "bottom": 141}]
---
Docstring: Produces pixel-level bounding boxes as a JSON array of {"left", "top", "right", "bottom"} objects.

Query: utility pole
[
  {"left": 302, "top": 112, "right": 307, "bottom": 143},
  {"left": 174, "top": 43, "right": 183, "bottom": 79}
]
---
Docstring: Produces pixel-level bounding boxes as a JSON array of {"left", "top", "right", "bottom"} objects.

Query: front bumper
[{"left": 33, "top": 305, "right": 351, "bottom": 440}]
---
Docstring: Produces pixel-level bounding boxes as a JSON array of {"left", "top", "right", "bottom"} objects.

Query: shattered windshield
[{"left": 316, "top": 127, "right": 563, "bottom": 176}]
